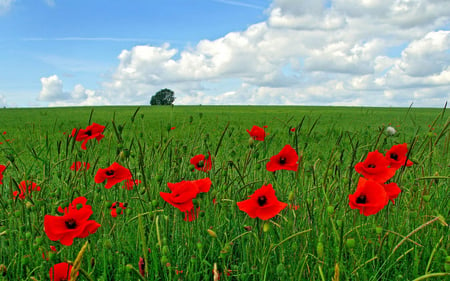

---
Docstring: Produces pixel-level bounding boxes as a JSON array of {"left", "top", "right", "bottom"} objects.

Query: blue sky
[{"left": 0, "top": 0, "right": 449, "bottom": 107}]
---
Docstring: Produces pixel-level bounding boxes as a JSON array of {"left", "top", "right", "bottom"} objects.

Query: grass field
[{"left": 0, "top": 105, "right": 449, "bottom": 280}]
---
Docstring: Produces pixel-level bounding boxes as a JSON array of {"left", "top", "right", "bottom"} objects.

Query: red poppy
[
  {"left": 237, "top": 184, "right": 287, "bottom": 220},
  {"left": 110, "top": 202, "right": 127, "bottom": 217},
  {"left": 0, "top": 164, "right": 5, "bottom": 184},
  {"left": 72, "top": 122, "right": 105, "bottom": 150},
  {"left": 70, "top": 161, "right": 90, "bottom": 171},
  {"left": 122, "top": 179, "right": 141, "bottom": 190},
  {"left": 266, "top": 144, "right": 299, "bottom": 172},
  {"left": 290, "top": 128, "right": 296, "bottom": 132},
  {"left": 348, "top": 177, "right": 389, "bottom": 216},
  {"left": 246, "top": 125, "right": 267, "bottom": 141},
  {"left": 383, "top": 182, "right": 401, "bottom": 204},
  {"left": 354, "top": 150, "right": 396, "bottom": 183},
  {"left": 44, "top": 196, "right": 101, "bottom": 246},
  {"left": 385, "top": 143, "right": 413, "bottom": 169},
  {"left": 13, "top": 180, "right": 41, "bottom": 200},
  {"left": 160, "top": 178, "right": 212, "bottom": 212},
  {"left": 190, "top": 152, "right": 212, "bottom": 172},
  {"left": 49, "top": 262, "right": 77, "bottom": 281},
  {"left": 171, "top": 127, "right": 176, "bottom": 130},
  {"left": 95, "top": 162, "right": 132, "bottom": 189}
]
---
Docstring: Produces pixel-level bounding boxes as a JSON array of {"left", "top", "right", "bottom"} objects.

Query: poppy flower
[
  {"left": 190, "top": 152, "right": 212, "bottom": 172},
  {"left": 70, "top": 161, "right": 90, "bottom": 171},
  {"left": 266, "top": 144, "right": 299, "bottom": 172},
  {"left": 385, "top": 143, "right": 413, "bottom": 169},
  {"left": 348, "top": 177, "right": 389, "bottom": 216},
  {"left": 383, "top": 182, "right": 401, "bottom": 204},
  {"left": 0, "top": 164, "right": 5, "bottom": 184},
  {"left": 44, "top": 196, "right": 101, "bottom": 246},
  {"left": 13, "top": 180, "right": 41, "bottom": 200},
  {"left": 237, "top": 184, "right": 287, "bottom": 220},
  {"left": 122, "top": 179, "right": 141, "bottom": 190},
  {"left": 290, "top": 127, "right": 296, "bottom": 132},
  {"left": 160, "top": 178, "right": 212, "bottom": 213},
  {"left": 354, "top": 150, "right": 396, "bottom": 183},
  {"left": 95, "top": 162, "right": 132, "bottom": 189},
  {"left": 49, "top": 262, "right": 77, "bottom": 281},
  {"left": 110, "top": 202, "right": 127, "bottom": 217},
  {"left": 246, "top": 126, "right": 266, "bottom": 141},
  {"left": 72, "top": 122, "right": 105, "bottom": 150}
]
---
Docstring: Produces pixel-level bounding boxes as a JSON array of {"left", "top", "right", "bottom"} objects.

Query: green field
[{"left": 0, "top": 105, "right": 449, "bottom": 280}]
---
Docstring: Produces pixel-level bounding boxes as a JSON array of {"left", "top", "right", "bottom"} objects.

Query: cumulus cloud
[
  {"left": 0, "top": 94, "right": 6, "bottom": 107},
  {"left": 38, "top": 74, "right": 107, "bottom": 106},
  {"left": 43, "top": 0, "right": 449, "bottom": 107},
  {"left": 38, "top": 75, "right": 69, "bottom": 101}
]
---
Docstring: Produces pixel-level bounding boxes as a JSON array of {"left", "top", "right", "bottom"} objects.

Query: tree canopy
[{"left": 150, "top": 88, "right": 175, "bottom": 105}]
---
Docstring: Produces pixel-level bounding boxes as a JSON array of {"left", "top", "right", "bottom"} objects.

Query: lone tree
[{"left": 150, "top": 88, "right": 175, "bottom": 105}]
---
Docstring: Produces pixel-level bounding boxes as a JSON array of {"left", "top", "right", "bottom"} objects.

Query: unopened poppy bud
[
  {"left": 288, "top": 191, "right": 295, "bottom": 202},
  {"left": 375, "top": 226, "right": 383, "bottom": 234},
  {"left": 104, "top": 239, "right": 113, "bottom": 249},
  {"left": 316, "top": 242, "right": 324, "bottom": 258},
  {"left": 35, "top": 236, "right": 43, "bottom": 245},
  {"left": 346, "top": 238, "right": 356, "bottom": 249},
  {"left": 248, "top": 137, "right": 255, "bottom": 147},
  {"left": 162, "top": 245, "right": 169, "bottom": 255},
  {"left": 125, "top": 264, "right": 133, "bottom": 273},
  {"left": 151, "top": 200, "right": 158, "bottom": 207},
  {"left": 25, "top": 232, "right": 31, "bottom": 239},
  {"left": 25, "top": 202, "right": 34, "bottom": 209},
  {"left": 423, "top": 195, "right": 431, "bottom": 202},
  {"left": 336, "top": 219, "right": 343, "bottom": 227},
  {"left": 276, "top": 263, "right": 286, "bottom": 276},
  {"left": 196, "top": 242, "right": 203, "bottom": 250},
  {"left": 161, "top": 255, "right": 169, "bottom": 264},
  {"left": 263, "top": 222, "right": 271, "bottom": 232},
  {"left": 444, "top": 256, "right": 450, "bottom": 272},
  {"left": 326, "top": 205, "right": 334, "bottom": 215},
  {"left": 207, "top": 229, "right": 217, "bottom": 238}
]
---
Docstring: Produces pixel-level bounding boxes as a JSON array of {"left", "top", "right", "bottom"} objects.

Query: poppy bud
[
  {"left": 162, "top": 245, "right": 170, "bottom": 255},
  {"left": 444, "top": 256, "right": 450, "bottom": 272},
  {"left": 248, "top": 137, "right": 255, "bottom": 147},
  {"left": 288, "top": 191, "right": 295, "bottom": 202},
  {"left": 189, "top": 164, "right": 196, "bottom": 172},
  {"left": 336, "top": 219, "right": 343, "bottom": 227},
  {"left": 316, "top": 242, "right": 324, "bottom": 258},
  {"left": 326, "top": 205, "right": 334, "bottom": 215},
  {"left": 423, "top": 195, "right": 431, "bottom": 202},
  {"left": 161, "top": 255, "right": 169, "bottom": 264},
  {"left": 276, "top": 263, "right": 286, "bottom": 276},
  {"left": 26, "top": 202, "right": 34, "bottom": 209},
  {"left": 263, "top": 222, "right": 271, "bottom": 233},
  {"left": 25, "top": 232, "right": 32, "bottom": 239},
  {"left": 151, "top": 200, "right": 158, "bottom": 207},
  {"left": 35, "top": 236, "right": 43, "bottom": 246},
  {"left": 346, "top": 238, "right": 356, "bottom": 249},
  {"left": 207, "top": 229, "right": 217, "bottom": 238},
  {"left": 48, "top": 252, "right": 57, "bottom": 262},
  {"left": 104, "top": 238, "right": 113, "bottom": 249},
  {"left": 375, "top": 226, "right": 383, "bottom": 234},
  {"left": 196, "top": 242, "right": 203, "bottom": 251},
  {"left": 0, "top": 264, "right": 6, "bottom": 276},
  {"left": 125, "top": 264, "right": 133, "bottom": 273}
]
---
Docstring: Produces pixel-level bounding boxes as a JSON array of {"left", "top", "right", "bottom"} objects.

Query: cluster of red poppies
[
  {"left": 349, "top": 143, "right": 413, "bottom": 216},
  {"left": 0, "top": 122, "right": 414, "bottom": 280}
]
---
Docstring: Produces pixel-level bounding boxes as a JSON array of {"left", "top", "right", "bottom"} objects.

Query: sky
[{"left": 0, "top": 0, "right": 449, "bottom": 108}]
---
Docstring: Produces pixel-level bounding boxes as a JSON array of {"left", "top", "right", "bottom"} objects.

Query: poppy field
[{"left": 0, "top": 105, "right": 449, "bottom": 281}]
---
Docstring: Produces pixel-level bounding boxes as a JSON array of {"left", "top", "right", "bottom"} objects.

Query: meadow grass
[{"left": 0, "top": 105, "right": 448, "bottom": 280}]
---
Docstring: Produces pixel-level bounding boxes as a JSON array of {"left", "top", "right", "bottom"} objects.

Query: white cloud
[
  {"left": 44, "top": 0, "right": 55, "bottom": 7},
  {"left": 38, "top": 75, "right": 107, "bottom": 106},
  {"left": 38, "top": 75, "right": 69, "bottom": 101},
  {"left": 40, "top": 0, "right": 450, "bottom": 108},
  {"left": 0, "top": 94, "right": 6, "bottom": 107},
  {"left": 0, "top": 0, "right": 14, "bottom": 14}
]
